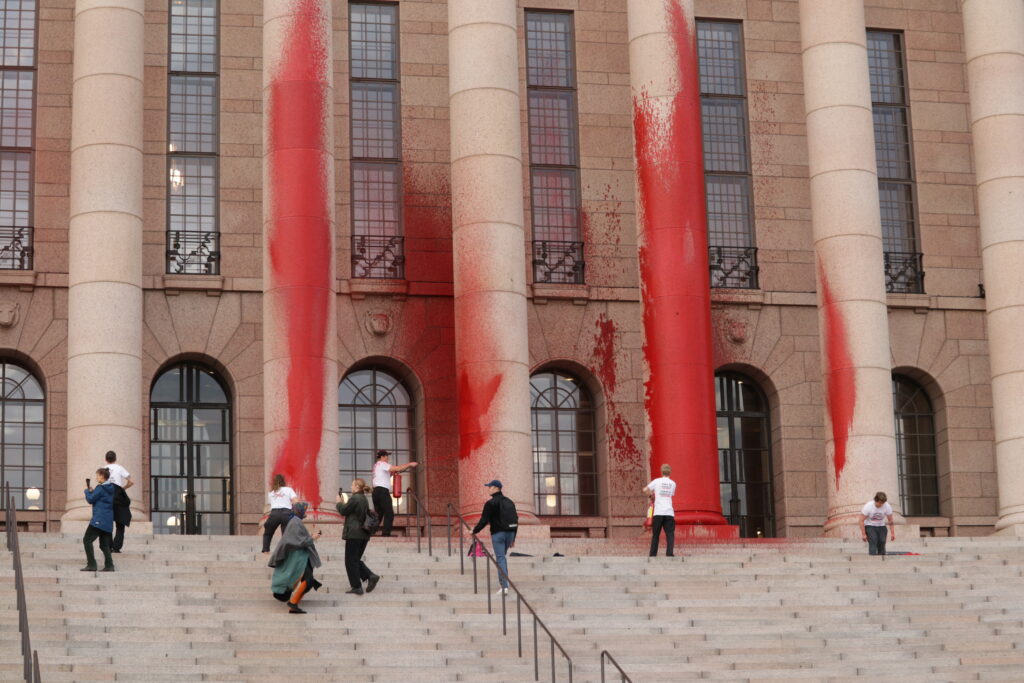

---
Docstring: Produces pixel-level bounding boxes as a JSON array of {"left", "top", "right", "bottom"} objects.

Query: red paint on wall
[
  {"left": 591, "top": 315, "right": 642, "bottom": 467},
  {"left": 266, "top": 0, "right": 331, "bottom": 508},
  {"left": 457, "top": 371, "right": 502, "bottom": 460},
  {"left": 632, "top": 1, "right": 724, "bottom": 523},
  {"left": 818, "top": 264, "right": 856, "bottom": 490},
  {"left": 403, "top": 164, "right": 454, "bottom": 283}
]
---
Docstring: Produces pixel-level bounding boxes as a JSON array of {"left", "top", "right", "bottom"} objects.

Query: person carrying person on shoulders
[
  {"left": 102, "top": 451, "right": 133, "bottom": 553},
  {"left": 371, "top": 449, "right": 418, "bottom": 537},
  {"left": 262, "top": 474, "right": 298, "bottom": 553},
  {"left": 336, "top": 478, "right": 381, "bottom": 596},
  {"left": 82, "top": 467, "right": 116, "bottom": 572},
  {"left": 645, "top": 464, "right": 677, "bottom": 557},
  {"left": 860, "top": 491, "right": 895, "bottom": 556},
  {"left": 472, "top": 480, "right": 518, "bottom": 596},
  {"left": 267, "top": 502, "right": 322, "bottom": 614}
]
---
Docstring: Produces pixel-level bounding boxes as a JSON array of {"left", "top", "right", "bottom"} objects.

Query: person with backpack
[
  {"left": 472, "top": 480, "right": 518, "bottom": 595},
  {"left": 336, "top": 478, "right": 381, "bottom": 596}
]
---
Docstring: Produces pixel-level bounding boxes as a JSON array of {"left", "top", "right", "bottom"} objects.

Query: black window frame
[
  {"left": 892, "top": 374, "right": 940, "bottom": 517},
  {"left": 349, "top": 1, "right": 405, "bottom": 280},
  {"left": 868, "top": 29, "right": 924, "bottom": 294},
  {"left": 0, "top": 0, "right": 38, "bottom": 271},
  {"left": 525, "top": 9, "right": 584, "bottom": 286},
  {"left": 697, "top": 18, "right": 758, "bottom": 290},
  {"left": 166, "top": 0, "right": 221, "bottom": 276}
]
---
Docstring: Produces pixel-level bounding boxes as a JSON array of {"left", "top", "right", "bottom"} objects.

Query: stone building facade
[{"left": 0, "top": 0, "right": 1020, "bottom": 540}]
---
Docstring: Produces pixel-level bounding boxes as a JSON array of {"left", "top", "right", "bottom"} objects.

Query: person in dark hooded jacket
[
  {"left": 267, "top": 502, "right": 322, "bottom": 614},
  {"left": 82, "top": 467, "right": 116, "bottom": 572}
]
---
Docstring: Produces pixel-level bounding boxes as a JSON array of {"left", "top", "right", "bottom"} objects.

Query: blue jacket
[{"left": 85, "top": 482, "right": 115, "bottom": 533}]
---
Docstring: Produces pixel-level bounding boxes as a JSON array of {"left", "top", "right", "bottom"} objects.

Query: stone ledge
[
  {"left": 340, "top": 277, "right": 408, "bottom": 299},
  {"left": 530, "top": 282, "right": 590, "bottom": 304},
  {"left": 0, "top": 269, "right": 37, "bottom": 290},
  {"left": 162, "top": 274, "right": 225, "bottom": 295}
]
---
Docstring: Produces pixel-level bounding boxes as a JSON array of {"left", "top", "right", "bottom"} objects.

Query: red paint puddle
[
  {"left": 819, "top": 263, "right": 855, "bottom": 490},
  {"left": 457, "top": 370, "right": 503, "bottom": 460},
  {"left": 266, "top": 0, "right": 331, "bottom": 508}
]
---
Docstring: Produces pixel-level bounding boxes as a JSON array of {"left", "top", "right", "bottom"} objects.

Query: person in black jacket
[
  {"left": 336, "top": 478, "right": 380, "bottom": 595},
  {"left": 472, "top": 480, "right": 517, "bottom": 595}
]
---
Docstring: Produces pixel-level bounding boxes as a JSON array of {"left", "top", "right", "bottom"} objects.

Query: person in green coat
[
  {"left": 336, "top": 478, "right": 380, "bottom": 595},
  {"left": 267, "top": 502, "right": 322, "bottom": 614}
]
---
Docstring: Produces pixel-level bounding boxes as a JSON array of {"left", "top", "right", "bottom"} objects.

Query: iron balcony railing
[
  {"left": 709, "top": 245, "right": 759, "bottom": 289},
  {"left": 352, "top": 234, "right": 405, "bottom": 279},
  {"left": 884, "top": 250, "right": 925, "bottom": 294},
  {"left": 0, "top": 226, "right": 33, "bottom": 270},
  {"left": 3, "top": 481, "right": 43, "bottom": 682},
  {"left": 533, "top": 240, "right": 585, "bottom": 285},
  {"left": 167, "top": 230, "right": 220, "bottom": 275}
]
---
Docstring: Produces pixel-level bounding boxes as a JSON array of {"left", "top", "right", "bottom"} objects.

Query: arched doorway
[
  {"left": 892, "top": 374, "right": 939, "bottom": 516},
  {"left": 338, "top": 367, "right": 416, "bottom": 513},
  {"left": 715, "top": 372, "right": 774, "bottom": 537},
  {"left": 530, "top": 370, "right": 597, "bottom": 516},
  {"left": 0, "top": 362, "right": 45, "bottom": 510},
  {"left": 150, "top": 363, "right": 233, "bottom": 534}
]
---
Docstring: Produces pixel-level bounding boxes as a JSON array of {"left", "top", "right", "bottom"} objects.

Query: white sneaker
[{"left": 495, "top": 587, "right": 508, "bottom": 596}]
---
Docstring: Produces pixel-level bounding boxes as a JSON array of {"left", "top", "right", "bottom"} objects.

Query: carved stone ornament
[
  {"left": 0, "top": 301, "right": 19, "bottom": 328},
  {"left": 726, "top": 320, "right": 747, "bottom": 344},
  {"left": 364, "top": 310, "right": 392, "bottom": 336}
]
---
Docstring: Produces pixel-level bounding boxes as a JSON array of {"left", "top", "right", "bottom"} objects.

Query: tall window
[
  {"left": 167, "top": 0, "right": 219, "bottom": 275},
  {"left": 0, "top": 362, "right": 44, "bottom": 510},
  {"left": 338, "top": 368, "right": 416, "bottom": 512},
  {"left": 892, "top": 374, "right": 939, "bottom": 516},
  {"left": 868, "top": 31, "right": 922, "bottom": 294},
  {"left": 698, "top": 20, "right": 757, "bottom": 289},
  {"left": 715, "top": 373, "right": 774, "bottom": 537},
  {"left": 0, "top": 0, "right": 36, "bottom": 270},
  {"left": 526, "top": 12, "right": 583, "bottom": 285},
  {"left": 350, "top": 3, "right": 404, "bottom": 279},
  {"left": 151, "top": 364, "right": 233, "bottom": 534},
  {"left": 531, "top": 371, "right": 596, "bottom": 515}
]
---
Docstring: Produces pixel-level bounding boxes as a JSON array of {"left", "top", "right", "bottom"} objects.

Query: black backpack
[
  {"left": 362, "top": 508, "right": 381, "bottom": 535},
  {"left": 497, "top": 496, "right": 518, "bottom": 532}
]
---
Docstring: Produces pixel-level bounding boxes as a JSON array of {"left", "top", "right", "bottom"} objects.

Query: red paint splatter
[
  {"left": 632, "top": 1, "right": 723, "bottom": 522},
  {"left": 267, "top": 0, "right": 331, "bottom": 508},
  {"left": 591, "top": 315, "right": 642, "bottom": 467},
  {"left": 818, "top": 264, "right": 855, "bottom": 490},
  {"left": 403, "top": 164, "right": 453, "bottom": 283},
  {"left": 457, "top": 371, "right": 503, "bottom": 460}
]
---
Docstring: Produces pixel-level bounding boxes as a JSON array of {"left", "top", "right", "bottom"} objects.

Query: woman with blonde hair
[
  {"left": 337, "top": 478, "right": 380, "bottom": 595},
  {"left": 262, "top": 473, "right": 297, "bottom": 553}
]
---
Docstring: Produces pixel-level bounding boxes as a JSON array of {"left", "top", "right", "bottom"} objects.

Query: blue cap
[{"left": 484, "top": 480, "right": 503, "bottom": 488}]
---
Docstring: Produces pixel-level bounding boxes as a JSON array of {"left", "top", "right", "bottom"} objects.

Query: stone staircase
[{"left": 1, "top": 532, "right": 1023, "bottom": 682}]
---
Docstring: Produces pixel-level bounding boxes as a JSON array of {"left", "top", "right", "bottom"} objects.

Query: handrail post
[
  {"left": 516, "top": 593, "right": 523, "bottom": 657},
  {"left": 533, "top": 617, "right": 539, "bottom": 682},
  {"left": 446, "top": 505, "right": 452, "bottom": 557}
]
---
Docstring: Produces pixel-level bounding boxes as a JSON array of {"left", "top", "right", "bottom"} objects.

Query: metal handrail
[
  {"left": 446, "top": 503, "right": 573, "bottom": 682},
  {"left": 3, "top": 481, "right": 42, "bottom": 682},
  {"left": 402, "top": 487, "right": 432, "bottom": 556},
  {"left": 600, "top": 650, "right": 633, "bottom": 683}
]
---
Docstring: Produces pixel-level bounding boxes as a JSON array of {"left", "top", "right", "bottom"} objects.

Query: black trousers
[
  {"left": 344, "top": 538, "right": 373, "bottom": 589},
  {"left": 262, "top": 508, "right": 292, "bottom": 552},
  {"left": 372, "top": 487, "right": 395, "bottom": 536},
  {"left": 866, "top": 525, "right": 888, "bottom": 556},
  {"left": 83, "top": 525, "right": 113, "bottom": 569},
  {"left": 649, "top": 515, "right": 675, "bottom": 557}
]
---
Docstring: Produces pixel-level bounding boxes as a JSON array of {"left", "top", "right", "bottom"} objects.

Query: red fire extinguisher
[{"left": 392, "top": 472, "right": 402, "bottom": 499}]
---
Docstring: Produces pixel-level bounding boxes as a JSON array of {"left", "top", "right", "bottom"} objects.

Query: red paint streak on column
[
  {"left": 457, "top": 371, "right": 502, "bottom": 460},
  {"left": 591, "top": 315, "right": 642, "bottom": 467},
  {"left": 818, "top": 265, "right": 856, "bottom": 489},
  {"left": 633, "top": 1, "right": 725, "bottom": 525},
  {"left": 266, "top": 0, "right": 331, "bottom": 508}
]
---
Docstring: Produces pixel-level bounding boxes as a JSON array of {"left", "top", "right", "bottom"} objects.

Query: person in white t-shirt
[
  {"left": 860, "top": 491, "right": 895, "bottom": 556},
  {"left": 644, "top": 464, "right": 677, "bottom": 557},
  {"left": 263, "top": 474, "right": 298, "bottom": 553},
  {"left": 371, "top": 450, "right": 418, "bottom": 537},
  {"left": 103, "top": 451, "right": 133, "bottom": 553}
]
